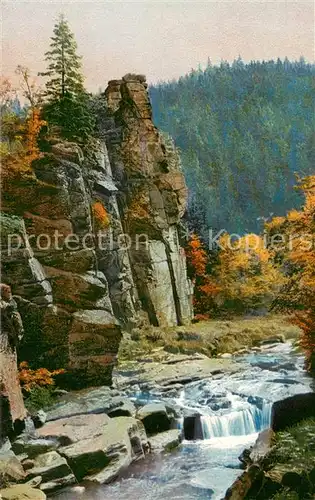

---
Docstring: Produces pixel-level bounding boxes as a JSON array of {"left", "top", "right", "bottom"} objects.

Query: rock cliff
[{"left": 0, "top": 74, "right": 192, "bottom": 389}]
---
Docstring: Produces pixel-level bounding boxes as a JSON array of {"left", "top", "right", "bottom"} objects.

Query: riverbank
[
  {"left": 116, "top": 315, "right": 301, "bottom": 388},
  {"left": 226, "top": 417, "right": 315, "bottom": 499},
  {"left": 120, "top": 315, "right": 300, "bottom": 359}
]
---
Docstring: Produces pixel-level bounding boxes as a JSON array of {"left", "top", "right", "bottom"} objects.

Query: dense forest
[{"left": 150, "top": 58, "right": 315, "bottom": 235}]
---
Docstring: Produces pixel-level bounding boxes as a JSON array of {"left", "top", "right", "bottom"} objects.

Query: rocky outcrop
[
  {"left": 0, "top": 284, "right": 26, "bottom": 440},
  {"left": 36, "top": 414, "right": 111, "bottom": 446},
  {"left": 1, "top": 74, "right": 192, "bottom": 389},
  {"left": 1, "top": 152, "right": 124, "bottom": 388},
  {"left": 104, "top": 74, "right": 193, "bottom": 327},
  {"left": 12, "top": 437, "right": 58, "bottom": 459},
  {"left": 44, "top": 386, "right": 136, "bottom": 421},
  {"left": 0, "top": 450, "right": 26, "bottom": 486},
  {"left": 26, "top": 451, "right": 76, "bottom": 493}
]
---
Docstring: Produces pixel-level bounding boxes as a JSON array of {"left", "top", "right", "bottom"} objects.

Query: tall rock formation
[
  {"left": 104, "top": 74, "right": 193, "bottom": 326},
  {"left": 0, "top": 74, "right": 192, "bottom": 389}
]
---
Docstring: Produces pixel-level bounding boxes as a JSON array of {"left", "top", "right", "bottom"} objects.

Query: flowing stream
[{"left": 52, "top": 341, "right": 312, "bottom": 500}]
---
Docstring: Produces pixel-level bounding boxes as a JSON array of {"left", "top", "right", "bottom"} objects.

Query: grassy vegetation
[
  {"left": 266, "top": 419, "right": 315, "bottom": 499},
  {"left": 119, "top": 315, "right": 301, "bottom": 363},
  {"left": 243, "top": 419, "right": 315, "bottom": 499},
  {"left": 24, "top": 386, "right": 56, "bottom": 413},
  {"left": 269, "top": 418, "right": 315, "bottom": 471},
  {"left": 271, "top": 491, "right": 299, "bottom": 500}
]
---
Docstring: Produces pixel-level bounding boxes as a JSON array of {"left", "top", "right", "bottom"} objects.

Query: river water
[{"left": 52, "top": 342, "right": 312, "bottom": 500}]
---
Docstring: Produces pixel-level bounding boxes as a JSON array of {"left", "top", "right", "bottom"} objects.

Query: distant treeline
[{"left": 150, "top": 58, "right": 315, "bottom": 235}]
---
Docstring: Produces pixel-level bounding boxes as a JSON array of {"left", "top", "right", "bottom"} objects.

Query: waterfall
[
  {"left": 200, "top": 402, "right": 272, "bottom": 439},
  {"left": 172, "top": 417, "right": 184, "bottom": 431},
  {"left": 261, "top": 401, "right": 273, "bottom": 429}
]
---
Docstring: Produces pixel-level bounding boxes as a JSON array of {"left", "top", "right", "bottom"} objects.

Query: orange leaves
[
  {"left": 270, "top": 175, "right": 315, "bottom": 372},
  {"left": 265, "top": 216, "right": 286, "bottom": 231},
  {"left": 25, "top": 109, "right": 46, "bottom": 165},
  {"left": 289, "top": 177, "right": 315, "bottom": 280},
  {"left": 194, "top": 313, "right": 210, "bottom": 322},
  {"left": 214, "top": 232, "right": 284, "bottom": 307},
  {"left": 186, "top": 233, "right": 208, "bottom": 277},
  {"left": 1, "top": 108, "right": 45, "bottom": 162},
  {"left": 292, "top": 310, "right": 315, "bottom": 372},
  {"left": 1, "top": 108, "right": 45, "bottom": 183},
  {"left": 19, "top": 361, "right": 65, "bottom": 392},
  {"left": 199, "top": 281, "right": 219, "bottom": 295},
  {"left": 92, "top": 201, "right": 110, "bottom": 230},
  {"left": 188, "top": 229, "right": 286, "bottom": 316},
  {"left": 186, "top": 234, "right": 219, "bottom": 316}
]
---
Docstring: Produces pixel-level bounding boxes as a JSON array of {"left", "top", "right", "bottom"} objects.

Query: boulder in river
[
  {"left": 258, "top": 333, "right": 285, "bottom": 345},
  {"left": 238, "top": 428, "right": 275, "bottom": 469},
  {"left": 59, "top": 417, "right": 148, "bottom": 483},
  {"left": 183, "top": 415, "right": 203, "bottom": 440},
  {"left": 32, "top": 411, "right": 47, "bottom": 430},
  {"left": 249, "top": 428, "right": 275, "bottom": 463},
  {"left": 149, "top": 429, "right": 182, "bottom": 452},
  {"left": 46, "top": 387, "right": 136, "bottom": 421},
  {"left": 136, "top": 403, "right": 174, "bottom": 435},
  {"left": 271, "top": 392, "right": 315, "bottom": 431},
  {"left": 224, "top": 464, "right": 264, "bottom": 499},
  {"left": 12, "top": 437, "right": 58, "bottom": 459}
]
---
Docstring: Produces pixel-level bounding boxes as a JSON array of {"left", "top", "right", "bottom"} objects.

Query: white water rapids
[
  {"left": 200, "top": 401, "right": 272, "bottom": 438},
  {"left": 51, "top": 341, "right": 312, "bottom": 500}
]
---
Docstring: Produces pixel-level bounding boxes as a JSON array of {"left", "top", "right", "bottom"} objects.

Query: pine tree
[
  {"left": 41, "top": 14, "right": 84, "bottom": 99},
  {"left": 40, "top": 14, "right": 94, "bottom": 142}
]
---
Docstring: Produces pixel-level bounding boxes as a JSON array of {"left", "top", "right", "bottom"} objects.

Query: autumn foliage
[
  {"left": 186, "top": 234, "right": 208, "bottom": 276},
  {"left": 269, "top": 176, "right": 315, "bottom": 372},
  {"left": 186, "top": 234, "right": 219, "bottom": 316},
  {"left": 19, "top": 361, "right": 65, "bottom": 392},
  {"left": 25, "top": 109, "right": 46, "bottom": 164},
  {"left": 214, "top": 233, "right": 285, "bottom": 312},
  {"left": 1, "top": 108, "right": 46, "bottom": 215},
  {"left": 187, "top": 231, "right": 286, "bottom": 318},
  {"left": 1, "top": 108, "right": 45, "bottom": 171},
  {"left": 92, "top": 201, "right": 110, "bottom": 230}
]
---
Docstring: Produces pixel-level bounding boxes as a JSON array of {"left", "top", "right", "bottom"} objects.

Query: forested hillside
[{"left": 150, "top": 58, "right": 315, "bottom": 234}]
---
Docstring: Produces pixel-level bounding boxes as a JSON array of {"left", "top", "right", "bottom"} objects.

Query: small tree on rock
[{"left": 40, "top": 14, "right": 94, "bottom": 142}]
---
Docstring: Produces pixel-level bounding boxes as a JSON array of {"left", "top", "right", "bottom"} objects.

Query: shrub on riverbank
[{"left": 19, "top": 362, "right": 65, "bottom": 412}]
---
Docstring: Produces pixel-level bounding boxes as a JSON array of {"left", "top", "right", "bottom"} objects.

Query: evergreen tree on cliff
[{"left": 40, "top": 14, "right": 94, "bottom": 142}]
